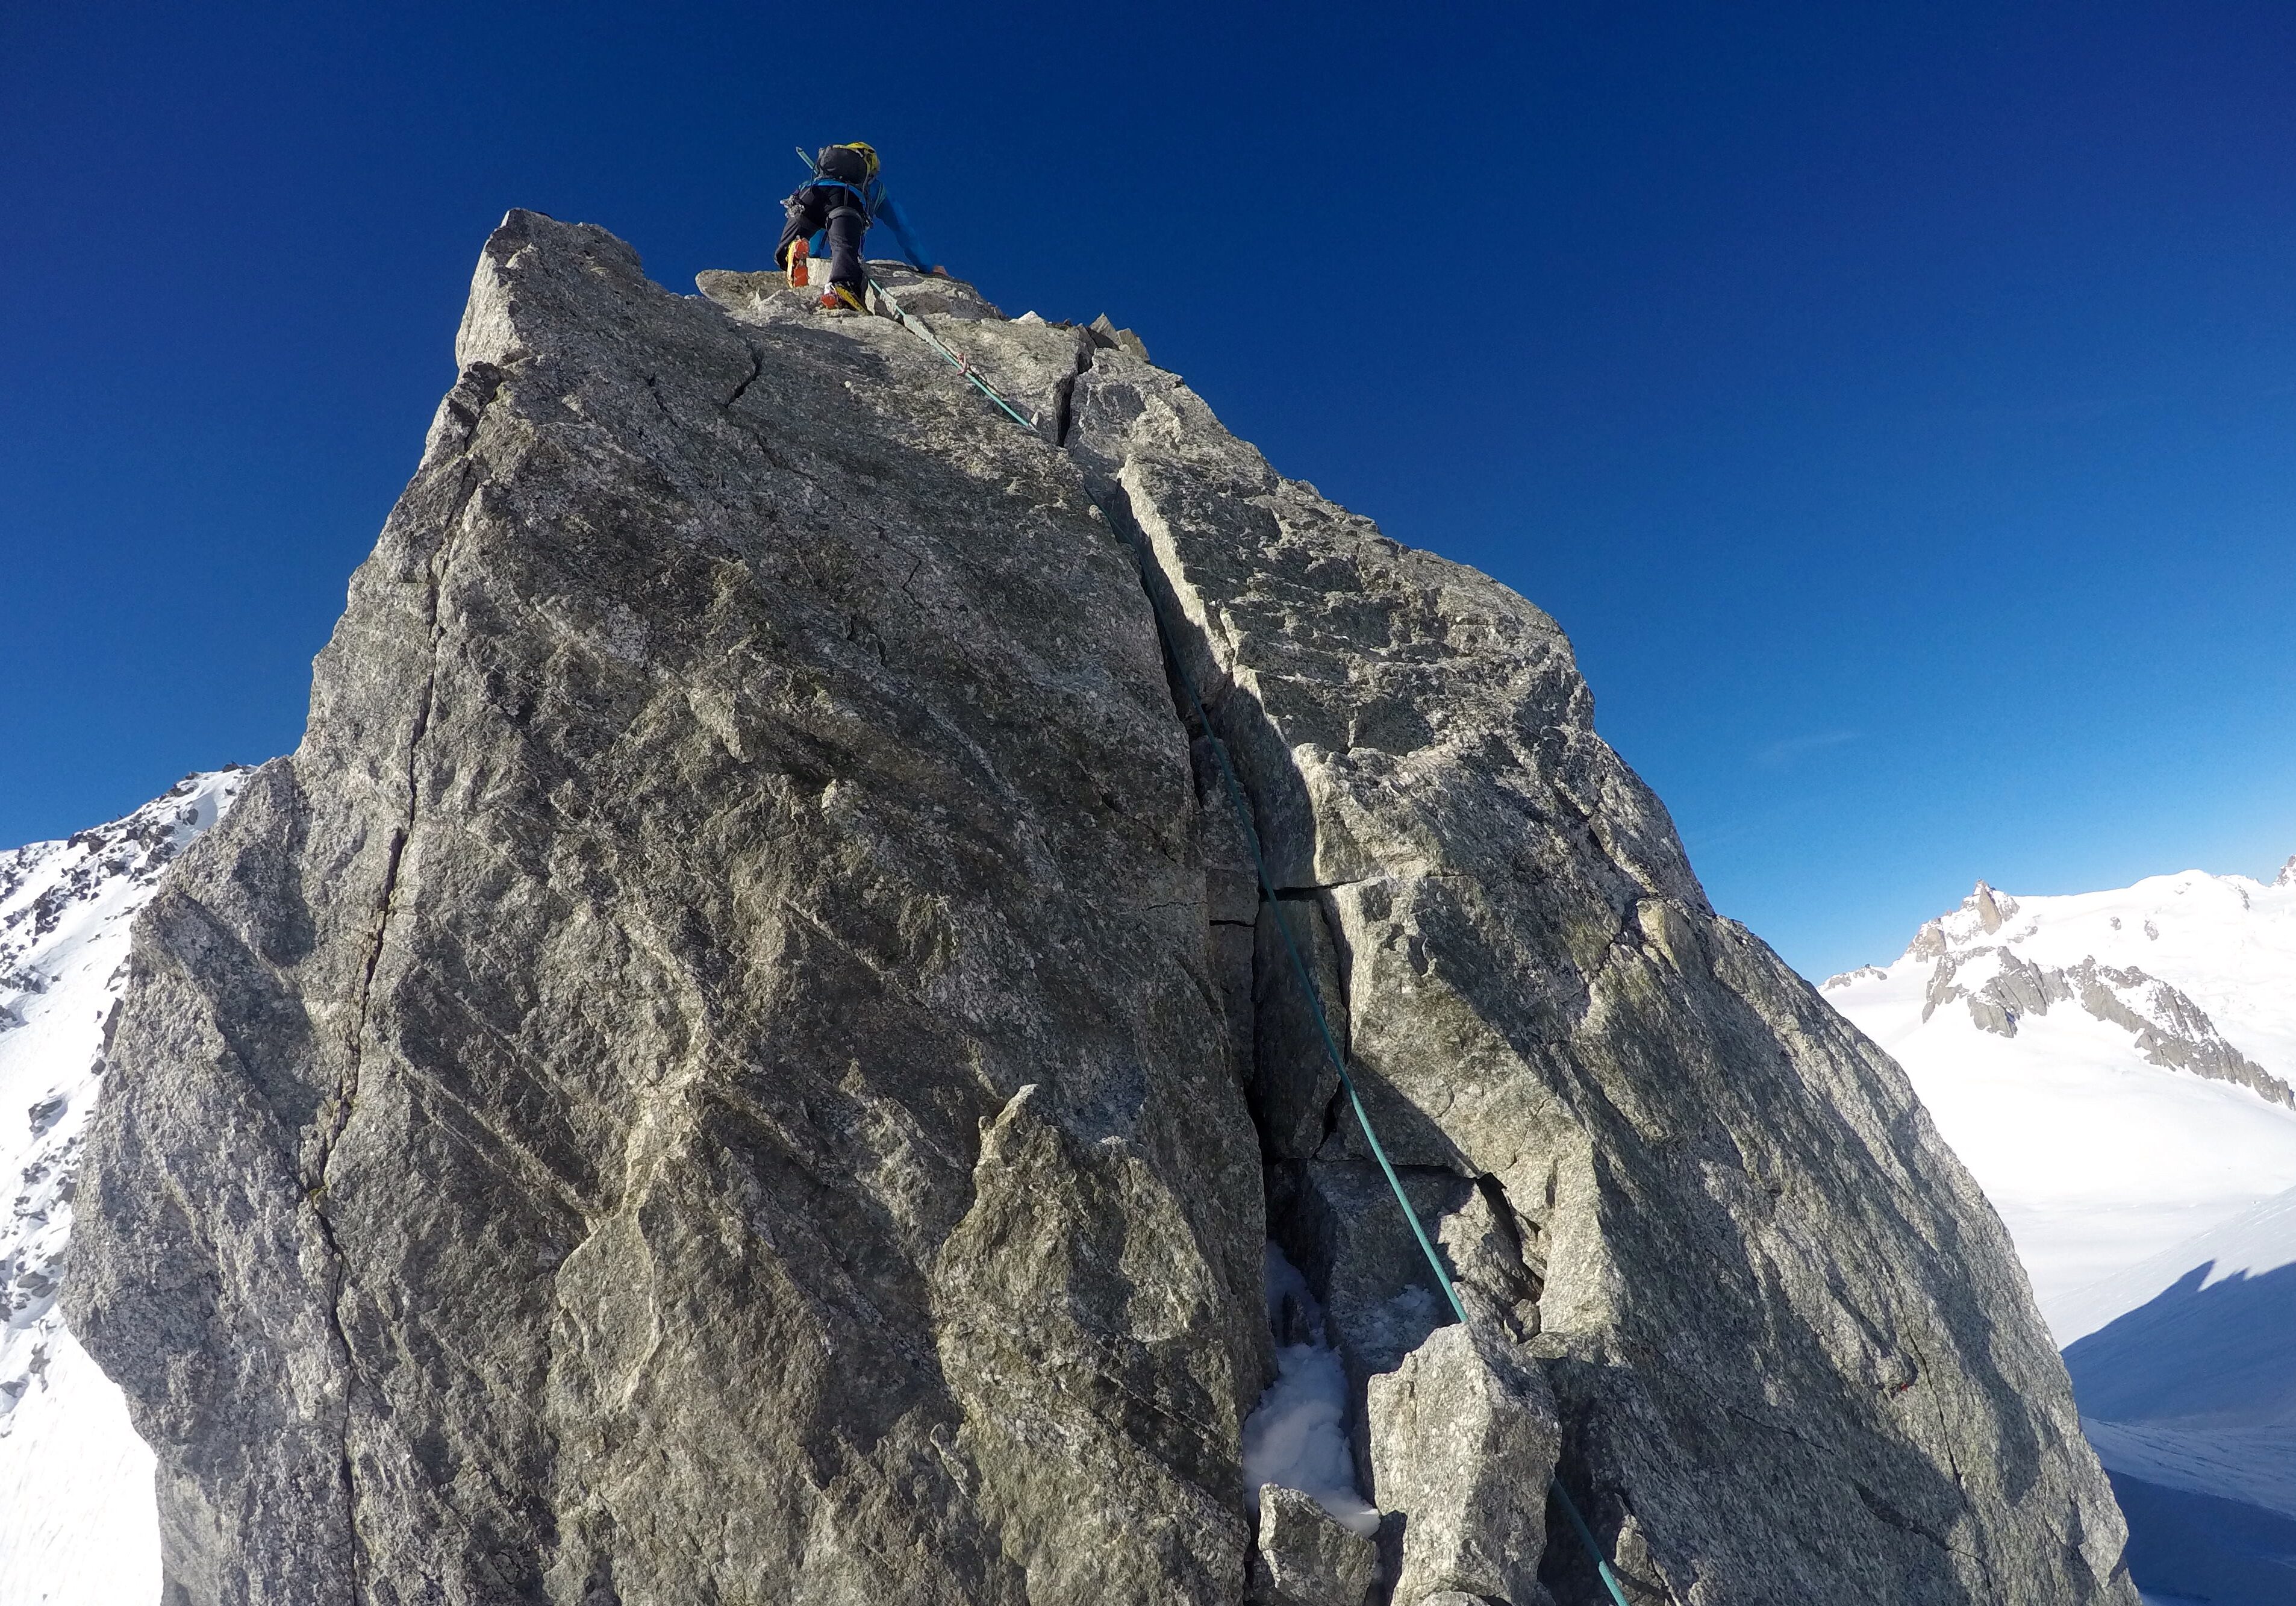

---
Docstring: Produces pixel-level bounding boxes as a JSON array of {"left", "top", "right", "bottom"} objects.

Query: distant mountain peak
[
  {"left": 1968, "top": 880, "right": 2017, "bottom": 934},
  {"left": 1838, "top": 864, "right": 2296, "bottom": 1110},
  {"left": 1824, "top": 855, "right": 2296, "bottom": 1331}
]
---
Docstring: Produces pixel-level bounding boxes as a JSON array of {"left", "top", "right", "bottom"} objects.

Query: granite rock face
[
  {"left": 1365, "top": 1313, "right": 1558, "bottom": 1605},
  {"left": 1062, "top": 328, "right": 2138, "bottom": 1606},
  {"left": 1249, "top": 1484, "right": 1377, "bottom": 1606},
  {"left": 66, "top": 213, "right": 2133, "bottom": 1605},
  {"left": 68, "top": 217, "right": 1261, "bottom": 1606}
]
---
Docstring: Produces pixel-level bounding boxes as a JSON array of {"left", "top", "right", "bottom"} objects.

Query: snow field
[
  {"left": 1827, "top": 861, "right": 2296, "bottom": 1604},
  {"left": 0, "top": 1331, "right": 158, "bottom": 1606},
  {"left": 1827, "top": 869, "right": 2296, "bottom": 1333}
]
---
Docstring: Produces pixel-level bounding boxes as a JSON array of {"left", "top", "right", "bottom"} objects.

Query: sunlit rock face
[{"left": 66, "top": 212, "right": 2131, "bottom": 1605}]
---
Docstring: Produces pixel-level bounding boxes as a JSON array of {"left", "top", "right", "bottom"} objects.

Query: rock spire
[{"left": 64, "top": 213, "right": 2133, "bottom": 1605}]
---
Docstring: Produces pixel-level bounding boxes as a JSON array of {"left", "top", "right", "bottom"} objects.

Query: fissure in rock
[
  {"left": 975, "top": 283, "right": 1594, "bottom": 1606},
  {"left": 1141, "top": 582, "right": 1562, "bottom": 1604}
]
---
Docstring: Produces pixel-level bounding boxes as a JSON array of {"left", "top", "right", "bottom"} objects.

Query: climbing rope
[
  {"left": 866, "top": 278, "right": 1040, "bottom": 432},
  {"left": 860, "top": 287, "right": 1635, "bottom": 1606}
]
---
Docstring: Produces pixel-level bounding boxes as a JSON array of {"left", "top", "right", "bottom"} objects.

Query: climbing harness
[{"left": 859, "top": 283, "right": 1635, "bottom": 1606}]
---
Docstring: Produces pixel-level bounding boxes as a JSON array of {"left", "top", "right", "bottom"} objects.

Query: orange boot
[{"left": 785, "top": 238, "right": 810, "bottom": 289}]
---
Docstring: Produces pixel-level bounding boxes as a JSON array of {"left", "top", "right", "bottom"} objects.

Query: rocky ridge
[
  {"left": 64, "top": 213, "right": 2133, "bottom": 1605},
  {"left": 1831, "top": 880, "right": 2296, "bottom": 1111}
]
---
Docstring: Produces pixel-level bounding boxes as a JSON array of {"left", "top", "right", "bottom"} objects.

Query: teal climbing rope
[
  {"left": 863, "top": 292, "right": 1635, "bottom": 1606},
  {"left": 866, "top": 278, "right": 1040, "bottom": 432},
  {"left": 1138, "top": 592, "right": 1469, "bottom": 1328}
]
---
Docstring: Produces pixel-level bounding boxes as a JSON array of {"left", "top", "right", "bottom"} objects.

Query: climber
[{"left": 776, "top": 142, "right": 943, "bottom": 313}]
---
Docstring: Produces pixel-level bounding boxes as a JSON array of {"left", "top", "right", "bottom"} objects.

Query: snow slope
[
  {"left": 2062, "top": 1183, "right": 2296, "bottom": 1602},
  {"left": 0, "top": 770, "right": 246, "bottom": 1606},
  {"left": 2056, "top": 1178, "right": 2296, "bottom": 1349},
  {"left": 1824, "top": 860, "right": 2296, "bottom": 1331}
]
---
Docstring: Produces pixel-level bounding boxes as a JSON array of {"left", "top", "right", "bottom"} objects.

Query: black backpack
[{"left": 815, "top": 144, "right": 875, "bottom": 187}]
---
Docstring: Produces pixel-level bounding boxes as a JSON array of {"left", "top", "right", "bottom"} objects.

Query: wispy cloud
[{"left": 1754, "top": 730, "right": 1862, "bottom": 770}]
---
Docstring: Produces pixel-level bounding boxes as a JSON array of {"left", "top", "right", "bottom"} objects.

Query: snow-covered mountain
[
  {"left": 1826, "top": 858, "right": 2296, "bottom": 1606},
  {"left": 1824, "top": 859, "right": 2296, "bottom": 1329},
  {"left": 1, "top": 770, "right": 246, "bottom": 1606}
]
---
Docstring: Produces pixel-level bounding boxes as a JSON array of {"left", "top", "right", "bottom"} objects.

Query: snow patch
[{"left": 1241, "top": 1241, "right": 1380, "bottom": 1537}]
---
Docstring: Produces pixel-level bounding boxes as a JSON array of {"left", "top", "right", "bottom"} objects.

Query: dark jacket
[{"left": 798, "top": 166, "right": 934, "bottom": 272}]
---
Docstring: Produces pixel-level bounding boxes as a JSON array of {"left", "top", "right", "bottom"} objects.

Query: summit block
[{"left": 65, "top": 212, "right": 2133, "bottom": 1605}]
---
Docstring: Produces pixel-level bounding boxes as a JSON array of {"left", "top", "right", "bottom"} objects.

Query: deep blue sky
[{"left": 4, "top": 1, "right": 2291, "bottom": 978}]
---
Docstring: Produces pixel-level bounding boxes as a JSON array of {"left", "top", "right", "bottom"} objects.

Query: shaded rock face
[{"left": 66, "top": 213, "right": 2132, "bottom": 1605}]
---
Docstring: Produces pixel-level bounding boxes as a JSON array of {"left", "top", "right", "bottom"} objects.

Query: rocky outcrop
[
  {"left": 66, "top": 213, "right": 2132, "bottom": 1604},
  {"left": 1057, "top": 303, "right": 2133, "bottom": 1605},
  {"left": 70, "top": 220, "right": 1264, "bottom": 1606},
  {"left": 1249, "top": 1486, "right": 1377, "bottom": 1606},
  {"left": 1922, "top": 947, "right": 2073, "bottom": 1034},
  {"left": 1365, "top": 1313, "right": 1557, "bottom": 1604},
  {"left": 1914, "top": 929, "right": 2291, "bottom": 1110},
  {"left": 2067, "top": 960, "right": 2289, "bottom": 1107},
  {"left": 1971, "top": 881, "right": 2016, "bottom": 935}
]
